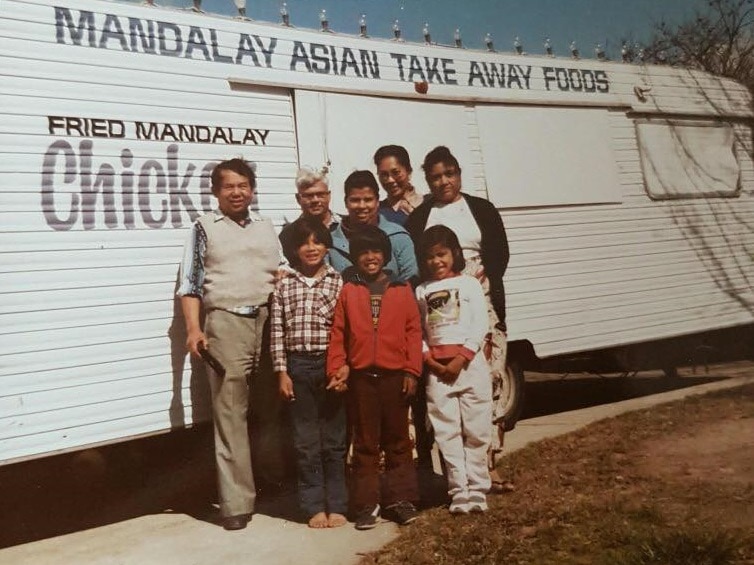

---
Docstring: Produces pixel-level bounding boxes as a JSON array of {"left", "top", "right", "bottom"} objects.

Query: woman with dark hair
[
  {"left": 374, "top": 145, "right": 425, "bottom": 225},
  {"left": 405, "top": 145, "right": 512, "bottom": 494}
]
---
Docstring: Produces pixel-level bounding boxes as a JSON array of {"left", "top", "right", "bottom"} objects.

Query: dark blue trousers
[{"left": 287, "top": 352, "right": 348, "bottom": 518}]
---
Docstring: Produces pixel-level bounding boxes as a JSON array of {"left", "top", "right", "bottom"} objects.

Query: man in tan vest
[{"left": 178, "top": 158, "right": 281, "bottom": 530}]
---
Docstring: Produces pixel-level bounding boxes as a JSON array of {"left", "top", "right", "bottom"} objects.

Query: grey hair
[{"left": 295, "top": 167, "right": 329, "bottom": 191}]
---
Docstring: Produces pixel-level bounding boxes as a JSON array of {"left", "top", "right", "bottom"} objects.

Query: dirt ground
[
  {"left": 368, "top": 379, "right": 754, "bottom": 565},
  {"left": 637, "top": 412, "right": 754, "bottom": 531}
]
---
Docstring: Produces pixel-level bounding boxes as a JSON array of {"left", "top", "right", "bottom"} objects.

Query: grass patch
[{"left": 364, "top": 383, "right": 754, "bottom": 565}]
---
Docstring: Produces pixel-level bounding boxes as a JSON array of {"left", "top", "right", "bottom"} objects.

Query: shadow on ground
[
  {"left": 0, "top": 425, "right": 300, "bottom": 549},
  {"left": 520, "top": 371, "right": 725, "bottom": 420},
  {"left": 0, "top": 371, "right": 733, "bottom": 549}
]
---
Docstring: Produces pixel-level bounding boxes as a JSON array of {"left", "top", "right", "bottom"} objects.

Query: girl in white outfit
[{"left": 415, "top": 225, "right": 493, "bottom": 514}]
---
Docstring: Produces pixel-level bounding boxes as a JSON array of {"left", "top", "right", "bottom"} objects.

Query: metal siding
[
  {"left": 503, "top": 111, "right": 754, "bottom": 357},
  {"left": 1, "top": 0, "right": 299, "bottom": 463},
  {"left": 3, "top": 0, "right": 754, "bottom": 463}
]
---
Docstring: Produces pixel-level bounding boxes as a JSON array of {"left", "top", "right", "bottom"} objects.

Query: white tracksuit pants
[{"left": 426, "top": 351, "right": 493, "bottom": 498}]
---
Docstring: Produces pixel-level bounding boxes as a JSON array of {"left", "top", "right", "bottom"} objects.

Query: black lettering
[
  {"left": 211, "top": 128, "right": 229, "bottom": 144},
  {"left": 441, "top": 58, "right": 457, "bottom": 85},
  {"left": 256, "top": 129, "right": 270, "bottom": 145},
  {"left": 340, "top": 47, "right": 361, "bottom": 77},
  {"left": 109, "top": 120, "right": 125, "bottom": 138},
  {"left": 516, "top": 65, "right": 532, "bottom": 89},
  {"left": 407, "top": 55, "right": 425, "bottom": 82},
  {"left": 468, "top": 61, "right": 486, "bottom": 87},
  {"left": 167, "top": 144, "right": 199, "bottom": 228},
  {"left": 195, "top": 126, "right": 211, "bottom": 143},
  {"left": 310, "top": 43, "right": 330, "bottom": 74},
  {"left": 390, "top": 53, "right": 407, "bottom": 81},
  {"left": 128, "top": 18, "right": 156, "bottom": 53},
  {"left": 289, "top": 40, "right": 311, "bottom": 71},
  {"left": 99, "top": 14, "right": 129, "bottom": 50},
  {"left": 543, "top": 67, "right": 556, "bottom": 91},
  {"left": 55, "top": 7, "right": 95, "bottom": 47},
  {"left": 253, "top": 35, "right": 276, "bottom": 68},
  {"left": 483, "top": 63, "right": 504, "bottom": 88},
  {"left": 595, "top": 70, "right": 609, "bottom": 93},
  {"left": 90, "top": 119, "right": 108, "bottom": 137},
  {"left": 121, "top": 149, "right": 136, "bottom": 229},
  {"left": 236, "top": 33, "right": 261, "bottom": 66},
  {"left": 242, "top": 130, "right": 257, "bottom": 144},
  {"left": 329, "top": 45, "right": 339, "bottom": 76},
  {"left": 178, "top": 124, "right": 195, "bottom": 142},
  {"left": 568, "top": 69, "right": 583, "bottom": 91},
  {"left": 48, "top": 116, "right": 65, "bottom": 135},
  {"left": 41, "top": 140, "right": 79, "bottom": 231},
  {"left": 582, "top": 70, "right": 596, "bottom": 93},
  {"left": 158, "top": 21, "right": 183, "bottom": 57},
  {"left": 138, "top": 160, "right": 168, "bottom": 227},
  {"left": 185, "top": 26, "right": 210, "bottom": 60},
  {"left": 67, "top": 117, "right": 85, "bottom": 137},
  {"left": 135, "top": 121, "right": 158, "bottom": 140},
  {"left": 507, "top": 65, "right": 523, "bottom": 89},
  {"left": 160, "top": 123, "right": 179, "bottom": 142},
  {"left": 555, "top": 68, "right": 570, "bottom": 91},
  {"left": 360, "top": 50, "right": 380, "bottom": 79},
  {"left": 200, "top": 162, "right": 216, "bottom": 212},
  {"left": 424, "top": 57, "right": 442, "bottom": 84},
  {"left": 79, "top": 140, "right": 117, "bottom": 229},
  {"left": 210, "top": 28, "right": 232, "bottom": 63}
]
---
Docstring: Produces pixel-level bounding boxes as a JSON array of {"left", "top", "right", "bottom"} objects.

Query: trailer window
[
  {"left": 636, "top": 119, "right": 743, "bottom": 200},
  {"left": 475, "top": 106, "right": 622, "bottom": 208}
]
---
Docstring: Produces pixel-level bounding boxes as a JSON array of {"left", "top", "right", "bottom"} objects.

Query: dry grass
[{"left": 362, "top": 383, "right": 754, "bottom": 565}]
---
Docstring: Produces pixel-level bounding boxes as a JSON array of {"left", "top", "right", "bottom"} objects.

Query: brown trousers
[{"left": 348, "top": 371, "right": 419, "bottom": 511}]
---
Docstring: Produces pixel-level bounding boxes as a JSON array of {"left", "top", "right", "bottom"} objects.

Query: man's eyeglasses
[{"left": 299, "top": 191, "right": 330, "bottom": 201}]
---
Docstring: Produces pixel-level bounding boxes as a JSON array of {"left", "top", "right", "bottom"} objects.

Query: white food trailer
[{"left": 2, "top": 0, "right": 753, "bottom": 464}]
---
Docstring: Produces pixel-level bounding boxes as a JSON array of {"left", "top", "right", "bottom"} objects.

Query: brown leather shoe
[{"left": 222, "top": 514, "right": 251, "bottom": 531}]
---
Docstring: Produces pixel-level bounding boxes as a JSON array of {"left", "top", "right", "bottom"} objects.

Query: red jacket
[{"left": 327, "top": 278, "right": 422, "bottom": 378}]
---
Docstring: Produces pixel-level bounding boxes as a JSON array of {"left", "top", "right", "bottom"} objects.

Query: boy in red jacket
[{"left": 327, "top": 224, "right": 422, "bottom": 530}]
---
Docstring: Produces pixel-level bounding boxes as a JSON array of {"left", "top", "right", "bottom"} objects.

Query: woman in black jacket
[{"left": 405, "top": 145, "right": 511, "bottom": 493}]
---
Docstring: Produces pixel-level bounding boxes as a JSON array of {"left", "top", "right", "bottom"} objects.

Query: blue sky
[{"left": 134, "top": 0, "right": 703, "bottom": 59}]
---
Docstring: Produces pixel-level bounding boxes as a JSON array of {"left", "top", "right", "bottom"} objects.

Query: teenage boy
[
  {"left": 326, "top": 225, "right": 422, "bottom": 530},
  {"left": 271, "top": 217, "right": 347, "bottom": 529}
]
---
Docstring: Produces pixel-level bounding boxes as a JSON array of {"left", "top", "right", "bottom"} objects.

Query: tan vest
[{"left": 198, "top": 213, "right": 279, "bottom": 310}]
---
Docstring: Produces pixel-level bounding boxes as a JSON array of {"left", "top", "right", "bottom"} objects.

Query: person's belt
[{"left": 223, "top": 304, "right": 269, "bottom": 318}]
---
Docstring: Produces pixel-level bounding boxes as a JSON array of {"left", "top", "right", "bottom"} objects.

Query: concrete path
[{"left": 2, "top": 374, "right": 751, "bottom": 565}]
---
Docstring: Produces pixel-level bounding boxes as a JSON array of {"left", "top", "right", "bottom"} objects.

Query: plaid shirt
[{"left": 270, "top": 264, "right": 343, "bottom": 372}]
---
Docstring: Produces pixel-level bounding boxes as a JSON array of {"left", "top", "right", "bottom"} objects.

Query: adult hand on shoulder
[
  {"left": 186, "top": 328, "right": 208, "bottom": 358},
  {"left": 278, "top": 371, "right": 295, "bottom": 401}
]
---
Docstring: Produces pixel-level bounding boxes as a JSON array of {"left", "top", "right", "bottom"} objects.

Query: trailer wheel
[{"left": 500, "top": 359, "right": 525, "bottom": 431}]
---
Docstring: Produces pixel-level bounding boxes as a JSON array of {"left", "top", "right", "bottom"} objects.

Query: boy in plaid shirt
[{"left": 271, "top": 217, "right": 346, "bottom": 528}]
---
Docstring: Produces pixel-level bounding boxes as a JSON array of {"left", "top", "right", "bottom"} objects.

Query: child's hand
[
  {"left": 326, "top": 365, "right": 350, "bottom": 393},
  {"left": 425, "top": 355, "right": 447, "bottom": 378},
  {"left": 443, "top": 355, "right": 467, "bottom": 381},
  {"left": 402, "top": 374, "right": 418, "bottom": 398},
  {"left": 277, "top": 371, "right": 295, "bottom": 401}
]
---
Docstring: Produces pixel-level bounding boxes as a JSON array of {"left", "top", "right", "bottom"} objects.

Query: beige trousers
[{"left": 205, "top": 308, "right": 267, "bottom": 517}]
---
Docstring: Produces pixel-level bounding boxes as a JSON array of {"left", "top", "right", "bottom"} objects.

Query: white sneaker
[
  {"left": 468, "top": 492, "right": 488, "bottom": 513},
  {"left": 449, "top": 493, "right": 469, "bottom": 515}
]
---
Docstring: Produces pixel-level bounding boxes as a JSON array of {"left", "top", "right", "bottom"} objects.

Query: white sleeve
[{"left": 462, "top": 277, "right": 489, "bottom": 354}]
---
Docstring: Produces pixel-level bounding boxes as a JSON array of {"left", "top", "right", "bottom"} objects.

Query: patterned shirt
[
  {"left": 270, "top": 264, "right": 343, "bottom": 372},
  {"left": 176, "top": 208, "right": 286, "bottom": 315}
]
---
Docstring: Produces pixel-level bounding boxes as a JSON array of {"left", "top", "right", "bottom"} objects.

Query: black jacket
[{"left": 405, "top": 192, "right": 509, "bottom": 331}]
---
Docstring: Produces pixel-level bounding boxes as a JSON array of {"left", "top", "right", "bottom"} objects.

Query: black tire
[{"left": 500, "top": 359, "right": 525, "bottom": 431}]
